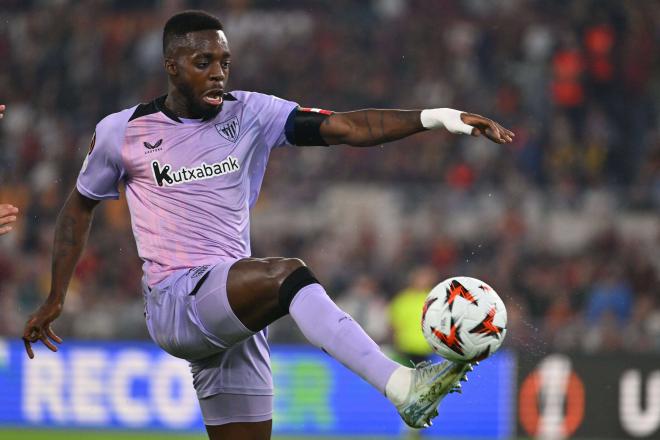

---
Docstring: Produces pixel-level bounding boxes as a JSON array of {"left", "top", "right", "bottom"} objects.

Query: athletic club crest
[{"left": 215, "top": 116, "right": 240, "bottom": 142}]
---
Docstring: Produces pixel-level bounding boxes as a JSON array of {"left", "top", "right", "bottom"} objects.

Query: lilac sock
[{"left": 289, "top": 283, "right": 400, "bottom": 394}]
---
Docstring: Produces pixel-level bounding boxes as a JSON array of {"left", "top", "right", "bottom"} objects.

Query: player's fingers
[
  {"left": 24, "top": 322, "right": 42, "bottom": 341},
  {"left": 498, "top": 130, "right": 512, "bottom": 143},
  {"left": 486, "top": 123, "right": 505, "bottom": 144},
  {"left": 47, "top": 326, "right": 63, "bottom": 344},
  {"left": 501, "top": 125, "right": 515, "bottom": 137},
  {"left": 40, "top": 334, "right": 58, "bottom": 352},
  {"left": 0, "top": 215, "right": 17, "bottom": 226},
  {"left": 0, "top": 205, "right": 18, "bottom": 216},
  {"left": 495, "top": 123, "right": 514, "bottom": 141},
  {"left": 23, "top": 339, "right": 35, "bottom": 359},
  {"left": 0, "top": 226, "right": 12, "bottom": 235},
  {"left": 492, "top": 124, "right": 509, "bottom": 143},
  {"left": 465, "top": 115, "right": 508, "bottom": 142}
]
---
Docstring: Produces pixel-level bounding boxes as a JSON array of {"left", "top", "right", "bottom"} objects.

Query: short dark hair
[{"left": 163, "top": 10, "right": 224, "bottom": 56}]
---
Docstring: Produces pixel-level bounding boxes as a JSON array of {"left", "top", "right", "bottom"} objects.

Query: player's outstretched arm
[
  {"left": 22, "top": 188, "right": 100, "bottom": 358},
  {"left": 319, "top": 109, "right": 514, "bottom": 147}
]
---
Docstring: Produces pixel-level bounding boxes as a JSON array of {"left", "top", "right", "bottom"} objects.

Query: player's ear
[{"left": 164, "top": 58, "right": 178, "bottom": 76}]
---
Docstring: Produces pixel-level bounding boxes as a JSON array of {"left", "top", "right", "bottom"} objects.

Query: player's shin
[{"left": 282, "top": 269, "right": 400, "bottom": 395}]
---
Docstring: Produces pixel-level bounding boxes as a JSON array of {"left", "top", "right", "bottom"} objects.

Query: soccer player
[
  {"left": 21, "top": 11, "right": 513, "bottom": 439},
  {"left": 0, "top": 104, "right": 20, "bottom": 236}
]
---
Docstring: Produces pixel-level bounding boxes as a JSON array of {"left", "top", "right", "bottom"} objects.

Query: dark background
[{"left": 0, "top": 0, "right": 658, "bottom": 359}]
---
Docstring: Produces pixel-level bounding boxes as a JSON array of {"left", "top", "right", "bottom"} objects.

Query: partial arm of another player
[
  {"left": 0, "top": 105, "right": 18, "bottom": 236},
  {"left": 0, "top": 204, "right": 19, "bottom": 235},
  {"left": 22, "top": 188, "right": 100, "bottom": 358},
  {"left": 318, "top": 109, "right": 514, "bottom": 147}
]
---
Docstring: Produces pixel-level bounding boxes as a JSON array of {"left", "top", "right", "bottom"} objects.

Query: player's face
[{"left": 168, "top": 30, "right": 231, "bottom": 118}]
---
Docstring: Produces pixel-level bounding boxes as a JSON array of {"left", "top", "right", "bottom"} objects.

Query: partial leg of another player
[{"left": 221, "top": 257, "right": 472, "bottom": 429}]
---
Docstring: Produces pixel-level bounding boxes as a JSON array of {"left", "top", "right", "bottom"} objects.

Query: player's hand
[
  {"left": 0, "top": 204, "right": 19, "bottom": 235},
  {"left": 23, "top": 302, "right": 63, "bottom": 359},
  {"left": 460, "top": 113, "right": 514, "bottom": 144},
  {"left": 0, "top": 104, "right": 5, "bottom": 119}
]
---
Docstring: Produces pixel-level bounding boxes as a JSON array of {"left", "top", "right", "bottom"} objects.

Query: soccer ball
[{"left": 421, "top": 276, "right": 507, "bottom": 363}]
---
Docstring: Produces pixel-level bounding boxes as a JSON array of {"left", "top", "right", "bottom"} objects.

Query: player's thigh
[
  {"left": 191, "top": 260, "right": 258, "bottom": 350},
  {"left": 190, "top": 333, "right": 273, "bottom": 408},
  {"left": 226, "top": 257, "right": 306, "bottom": 331},
  {"left": 200, "top": 392, "right": 273, "bottom": 440},
  {"left": 206, "top": 420, "right": 272, "bottom": 440}
]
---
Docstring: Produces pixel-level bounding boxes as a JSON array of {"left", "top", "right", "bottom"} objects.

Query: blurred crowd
[{"left": 0, "top": 0, "right": 658, "bottom": 355}]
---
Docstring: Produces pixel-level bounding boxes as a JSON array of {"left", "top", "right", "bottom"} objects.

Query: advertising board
[
  {"left": 0, "top": 339, "right": 514, "bottom": 437},
  {"left": 518, "top": 353, "right": 660, "bottom": 439}
]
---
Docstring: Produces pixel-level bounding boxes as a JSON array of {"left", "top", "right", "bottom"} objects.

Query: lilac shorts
[{"left": 143, "top": 259, "right": 273, "bottom": 425}]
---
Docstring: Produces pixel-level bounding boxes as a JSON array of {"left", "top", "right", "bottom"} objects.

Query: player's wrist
[
  {"left": 420, "top": 108, "right": 474, "bottom": 135},
  {"left": 45, "top": 291, "right": 65, "bottom": 307}
]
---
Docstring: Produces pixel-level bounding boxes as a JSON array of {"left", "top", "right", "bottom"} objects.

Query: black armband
[{"left": 284, "top": 107, "right": 333, "bottom": 146}]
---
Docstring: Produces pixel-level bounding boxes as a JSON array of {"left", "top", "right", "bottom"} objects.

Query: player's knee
[
  {"left": 264, "top": 257, "right": 306, "bottom": 283},
  {"left": 274, "top": 259, "right": 319, "bottom": 314},
  {"left": 279, "top": 257, "right": 307, "bottom": 275}
]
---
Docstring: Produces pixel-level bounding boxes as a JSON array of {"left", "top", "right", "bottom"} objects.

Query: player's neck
[{"left": 164, "top": 91, "right": 201, "bottom": 119}]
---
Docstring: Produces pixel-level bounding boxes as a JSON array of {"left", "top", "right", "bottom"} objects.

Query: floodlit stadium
[{"left": 0, "top": 1, "right": 659, "bottom": 439}]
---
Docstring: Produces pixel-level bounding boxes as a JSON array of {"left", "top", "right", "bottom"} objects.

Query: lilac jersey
[{"left": 77, "top": 92, "right": 298, "bottom": 286}]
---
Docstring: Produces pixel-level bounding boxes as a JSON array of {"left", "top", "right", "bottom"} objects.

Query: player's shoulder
[
  {"left": 226, "top": 90, "right": 257, "bottom": 102},
  {"left": 96, "top": 104, "right": 140, "bottom": 133},
  {"left": 227, "top": 90, "right": 292, "bottom": 108},
  {"left": 92, "top": 104, "right": 140, "bottom": 151}
]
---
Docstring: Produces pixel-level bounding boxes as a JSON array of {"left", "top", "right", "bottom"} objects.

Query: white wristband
[{"left": 420, "top": 108, "right": 474, "bottom": 135}]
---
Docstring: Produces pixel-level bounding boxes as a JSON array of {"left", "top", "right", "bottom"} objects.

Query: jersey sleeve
[
  {"left": 248, "top": 92, "right": 299, "bottom": 149},
  {"left": 76, "top": 111, "right": 130, "bottom": 200}
]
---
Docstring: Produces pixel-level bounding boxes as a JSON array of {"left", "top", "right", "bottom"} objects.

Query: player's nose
[
  {"left": 209, "top": 71, "right": 224, "bottom": 82},
  {"left": 209, "top": 63, "right": 225, "bottom": 82}
]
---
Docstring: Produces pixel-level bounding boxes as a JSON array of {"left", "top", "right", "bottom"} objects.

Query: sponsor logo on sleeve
[{"left": 151, "top": 156, "right": 240, "bottom": 187}]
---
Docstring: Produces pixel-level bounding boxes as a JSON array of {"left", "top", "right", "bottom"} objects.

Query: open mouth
[{"left": 202, "top": 90, "right": 224, "bottom": 106}]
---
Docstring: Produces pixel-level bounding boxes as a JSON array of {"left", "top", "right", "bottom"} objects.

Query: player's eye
[
  {"left": 221, "top": 61, "right": 231, "bottom": 69},
  {"left": 196, "top": 62, "right": 209, "bottom": 68}
]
